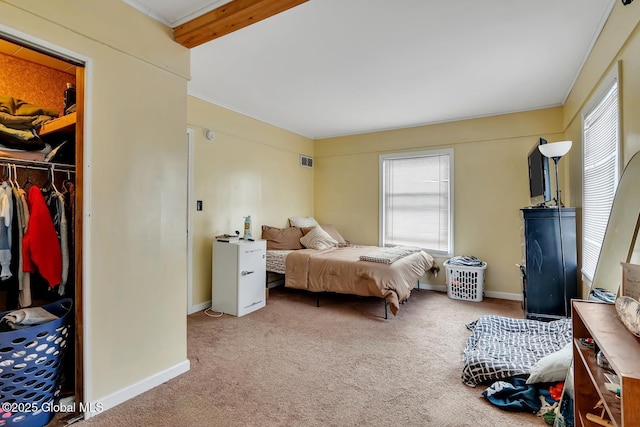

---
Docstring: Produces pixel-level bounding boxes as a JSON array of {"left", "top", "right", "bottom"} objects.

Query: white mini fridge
[{"left": 212, "top": 239, "right": 266, "bottom": 317}]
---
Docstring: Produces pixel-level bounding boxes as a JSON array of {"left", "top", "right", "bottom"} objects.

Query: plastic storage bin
[
  {"left": 0, "top": 298, "right": 73, "bottom": 427},
  {"left": 444, "top": 260, "right": 487, "bottom": 302}
]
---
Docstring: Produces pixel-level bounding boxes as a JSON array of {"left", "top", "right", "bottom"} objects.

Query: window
[
  {"left": 380, "top": 149, "right": 453, "bottom": 256},
  {"left": 582, "top": 70, "right": 620, "bottom": 282}
]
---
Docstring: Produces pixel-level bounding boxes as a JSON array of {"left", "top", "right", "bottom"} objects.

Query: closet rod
[{"left": 0, "top": 157, "right": 76, "bottom": 173}]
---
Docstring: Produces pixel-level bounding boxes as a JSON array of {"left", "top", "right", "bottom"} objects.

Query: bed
[
  {"left": 262, "top": 220, "right": 437, "bottom": 316},
  {"left": 461, "top": 315, "right": 572, "bottom": 387}
]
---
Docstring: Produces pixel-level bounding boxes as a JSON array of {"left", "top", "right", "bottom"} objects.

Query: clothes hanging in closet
[
  {"left": 42, "top": 184, "right": 69, "bottom": 295},
  {"left": 0, "top": 164, "right": 74, "bottom": 310},
  {"left": 0, "top": 182, "right": 13, "bottom": 280},
  {"left": 22, "top": 185, "right": 62, "bottom": 289},
  {"left": 13, "top": 181, "right": 31, "bottom": 307},
  {"left": 1, "top": 173, "right": 31, "bottom": 308}
]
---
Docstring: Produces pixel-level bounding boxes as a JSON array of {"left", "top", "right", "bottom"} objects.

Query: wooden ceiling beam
[{"left": 173, "top": 0, "right": 309, "bottom": 48}]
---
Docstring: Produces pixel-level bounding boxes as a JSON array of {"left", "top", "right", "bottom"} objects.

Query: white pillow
[
  {"left": 299, "top": 226, "right": 338, "bottom": 250},
  {"left": 526, "top": 342, "right": 573, "bottom": 384},
  {"left": 289, "top": 216, "right": 319, "bottom": 228}
]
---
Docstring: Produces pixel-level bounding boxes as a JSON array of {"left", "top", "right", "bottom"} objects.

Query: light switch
[{"left": 196, "top": 200, "right": 203, "bottom": 211}]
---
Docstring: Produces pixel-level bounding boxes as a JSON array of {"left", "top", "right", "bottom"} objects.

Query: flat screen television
[{"left": 528, "top": 138, "right": 552, "bottom": 206}]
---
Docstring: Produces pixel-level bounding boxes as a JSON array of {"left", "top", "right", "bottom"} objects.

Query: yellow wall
[
  {"left": 315, "top": 2, "right": 640, "bottom": 299},
  {"left": 187, "top": 96, "right": 314, "bottom": 307},
  {"left": 562, "top": 1, "right": 640, "bottom": 297},
  {"left": 315, "top": 108, "right": 564, "bottom": 295},
  {"left": 0, "top": 0, "right": 190, "bottom": 404},
  {"left": 2, "top": 0, "right": 639, "bottom": 416}
]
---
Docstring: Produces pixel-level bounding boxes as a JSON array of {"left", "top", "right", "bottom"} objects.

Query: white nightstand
[{"left": 212, "top": 239, "right": 266, "bottom": 317}]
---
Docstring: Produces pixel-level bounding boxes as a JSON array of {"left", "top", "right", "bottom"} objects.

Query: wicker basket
[
  {"left": 0, "top": 298, "right": 73, "bottom": 427},
  {"left": 444, "top": 261, "right": 487, "bottom": 302}
]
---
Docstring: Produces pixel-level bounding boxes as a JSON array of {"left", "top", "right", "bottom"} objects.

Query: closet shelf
[
  {"left": 0, "top": 157, "right": 75, "bottom": 172},
  {"left": 39, "top": 112, "right": 76, "bottom": 136}
]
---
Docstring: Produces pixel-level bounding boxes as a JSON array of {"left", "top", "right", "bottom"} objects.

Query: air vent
[{"left": 300, "top": 155, "right": 313, "bottom": 168}]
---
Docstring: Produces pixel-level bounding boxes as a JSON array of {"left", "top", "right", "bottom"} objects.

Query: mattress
[
  {"left": 266, "top": 249, "right": 292, "bottom": 274},
  {"left": 461, "top": 315, "right": 572, "bottom": 387},
  {"left": 284, "top": 245, "right": 434, "bottom": 315}
]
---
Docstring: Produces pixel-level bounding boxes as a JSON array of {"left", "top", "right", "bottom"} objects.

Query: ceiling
[
  {"left": 0, "top": 39, "right": 76, "bottom": 75},
  {"left": 124, "top": 0, "right": 617, "bottom": 139}
]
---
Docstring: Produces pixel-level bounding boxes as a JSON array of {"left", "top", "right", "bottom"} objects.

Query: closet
[{"left": 0, "top": 36, "right": 84, "bottom": 420}]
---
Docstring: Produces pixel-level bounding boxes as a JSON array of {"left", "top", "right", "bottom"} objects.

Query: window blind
[
  {"left": 582, "top": 81, "right": 619, "bottom": 281},
  {"left": 381, "top": 152, "right": 451, "bottom": 254}
]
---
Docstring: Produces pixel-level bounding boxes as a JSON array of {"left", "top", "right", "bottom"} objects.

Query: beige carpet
[{"left": 71, "top": 288, "right": 545, "bottom": 427}]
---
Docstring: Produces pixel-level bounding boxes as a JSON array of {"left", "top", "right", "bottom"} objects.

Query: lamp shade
[{"left": 539, "top": 140, "right": 572, "bottom": 159}]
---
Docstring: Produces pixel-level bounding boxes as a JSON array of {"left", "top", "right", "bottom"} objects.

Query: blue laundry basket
[{"left": 0, "top": 298, "right": 73, "bottom": 427}]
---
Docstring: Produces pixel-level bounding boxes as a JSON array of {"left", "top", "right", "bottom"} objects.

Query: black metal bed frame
[{"left": 267, "top": 271, "right": 420, "bottom": 319}]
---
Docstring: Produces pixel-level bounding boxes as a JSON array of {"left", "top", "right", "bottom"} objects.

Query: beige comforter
[{"left": 285, "top": 245, "right": 435, "bottom": 315}]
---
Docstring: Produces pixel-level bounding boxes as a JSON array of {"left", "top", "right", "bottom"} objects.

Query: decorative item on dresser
[{"left": 616, "top": 263, "right": 640, "bottom": 338}]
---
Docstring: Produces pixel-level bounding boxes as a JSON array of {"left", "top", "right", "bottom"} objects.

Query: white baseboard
[
  {"left": 484, "top": 290, "right": 522, "bottom": 301},
  {"left": 418, "top": 283, "right": 447, "bottom": 292},
  {"left": 418, "top": 282, "right": 522, "bottom": 301},
  {"left": 86, "top": 359, "right": 190, "bottom": 419},
  {"left": 188, "top": 300, "right": 211, "bottom": 314}
]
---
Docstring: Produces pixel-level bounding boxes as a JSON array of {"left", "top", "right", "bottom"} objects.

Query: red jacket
[{"left": 23, "top": 186, "right": 62, "bottom": 288}]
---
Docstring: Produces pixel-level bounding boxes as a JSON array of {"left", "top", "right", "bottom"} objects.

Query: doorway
[
  {"left": 0, "top": 30, "right": 86, "bottom": 420},
  {"left": 187, "top": 128, "right": 195, "bottom": 314}
]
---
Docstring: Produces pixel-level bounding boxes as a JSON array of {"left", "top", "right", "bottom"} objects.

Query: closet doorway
[
  {"left": 187, "top": 128, "right": 195, "bottom": 314},
  {"left": 0, "top": 33, "right": 85, "bottom": 420}
]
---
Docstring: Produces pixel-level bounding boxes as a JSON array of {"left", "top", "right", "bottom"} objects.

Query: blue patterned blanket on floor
[{"left": 461, "top": 315, "right": 572, "bottom": 387}]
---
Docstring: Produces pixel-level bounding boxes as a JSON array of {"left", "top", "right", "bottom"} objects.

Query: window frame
[
  {"left": 378, "top": 148, "right": 454, "bottom": 257},
  {"left": 581, "top": 63, "right": 621, "bottom": 282}
]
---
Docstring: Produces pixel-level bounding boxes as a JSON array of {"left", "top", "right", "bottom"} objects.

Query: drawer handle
[{"left": 241, "top": 270, "right": 254, "bottom": 276}]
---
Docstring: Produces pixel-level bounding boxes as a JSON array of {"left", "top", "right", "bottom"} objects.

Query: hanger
[
  {"left": 8, "top": 164, "right": 19, "bottom": 189},
  {"left": 49, "top": 164, "right": 60, "bottom": 195},
  {"left": 62, "top": 170, "right": 74, "bottom": 194},
  {"left": 6, "top": 164, "right": 14, "bottom": 189},
  {"left": 23, "top": 169, "right": 34, "bottom": 190},
  {"left": 11, "top": 165, "right": 20, "bottom": 190}
]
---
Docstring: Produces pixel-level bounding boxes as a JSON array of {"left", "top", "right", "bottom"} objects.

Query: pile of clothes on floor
[
  {"left": 482, "top": 378, "right": 568, "bottom": 425},
  {"left": 471, "top": 316, "right": 575, "bottom": 425}
]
